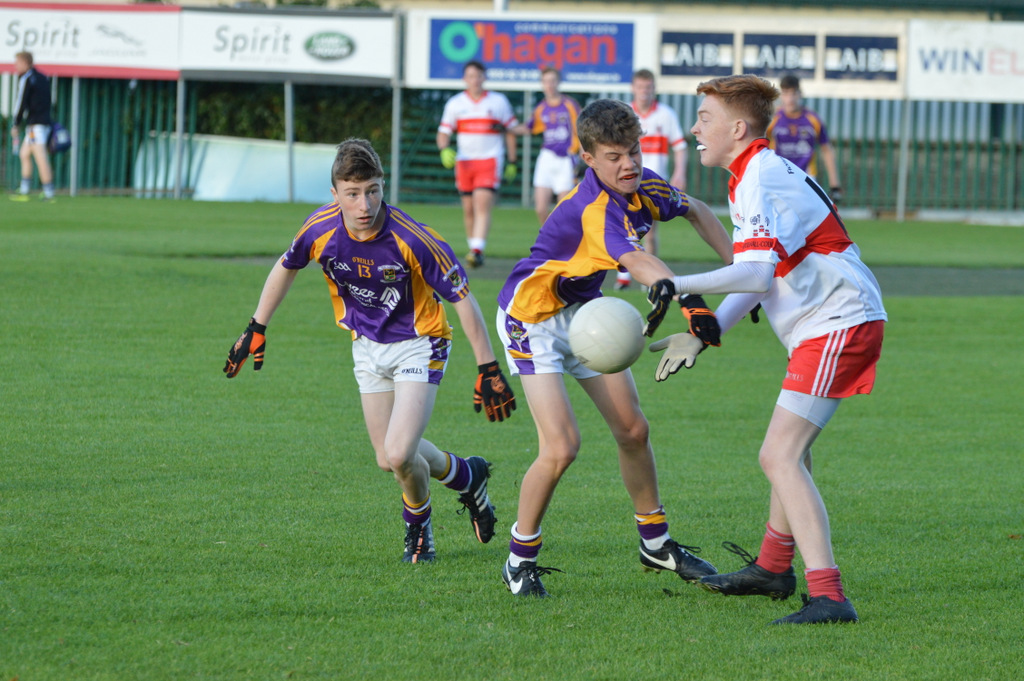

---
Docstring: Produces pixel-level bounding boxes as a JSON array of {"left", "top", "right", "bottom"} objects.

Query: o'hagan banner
[
  {"left": 179, "top": 9, "right": 396, "bottom": 82},
  {"left": 405, "top": 11, "right": 655, "bottom": 92},
  {"left": 907, "top": 20, "right": 1024, "bottom": 103},
  {"left": 0, "top": 1, "right": 180, "bottom": 79}
]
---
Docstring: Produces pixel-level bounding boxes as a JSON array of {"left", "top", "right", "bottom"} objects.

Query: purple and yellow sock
[
  {"left": 508, "top": 522, "right": 542, "bottom": 567},
  {"left": 635, "top": 505, "right": 670, "bottom": 550},
  {"left": 402, "top": 493, "right": 432, "bottom": 525},
  {"left": 436, "top": 451, "right": 471, "bottom": 492}
]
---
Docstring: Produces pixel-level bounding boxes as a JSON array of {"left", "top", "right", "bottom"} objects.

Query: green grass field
[{"left": 2, "top": 197, "right": 1023, "bottom": 680}]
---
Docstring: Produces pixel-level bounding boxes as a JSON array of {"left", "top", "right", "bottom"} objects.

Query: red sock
[
  {"left": 754, "top": 522, "right": 795, "bottom": 574},
  {"left": 806, "top": 566, "right": 846, "bottom": 602}
]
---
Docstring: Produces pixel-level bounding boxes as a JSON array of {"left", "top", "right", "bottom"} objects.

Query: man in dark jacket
[{"left": 10, "top": 51, "right": 55, "bottom": 201}]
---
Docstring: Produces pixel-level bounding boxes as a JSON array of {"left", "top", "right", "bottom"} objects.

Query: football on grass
[{"left": 568, "top": 297, "right": 645, "bottom": 374}]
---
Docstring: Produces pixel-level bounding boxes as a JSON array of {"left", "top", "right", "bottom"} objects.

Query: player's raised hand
[
  {"left": 474, "top": 361, "right": 516, "bottom": 422},
  {"left": 648, "top": 332, "right": 707, "bottom": 381},
  {"left": 679, "top": 294, "right": 721, "bottom": 346},
  {"left": 643, "top": 279, "right": 675, "bottom": 337},
  {"left": 224, "top": 318, "right": 267, "bottom": 378}
]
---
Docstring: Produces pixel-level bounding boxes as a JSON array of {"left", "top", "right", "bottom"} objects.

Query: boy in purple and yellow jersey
[
  {"left": 495, "top": 99, "right": 735, "bottom": 597},
  {"left": 510, "top": 67, "right": 582, "bottom": 224},
  {"left": 766, "top": 74, "right": 842, "bottom": 204},
  {"left": 224, "top": 138, "right": 516, "bottom": 564}
]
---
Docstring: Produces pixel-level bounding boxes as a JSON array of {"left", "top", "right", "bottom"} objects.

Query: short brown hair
[
  {"left": 540, "top": 66, "right": 561, "bottom": 80},
  {"left": 576, "top": 99, "right": 643, "bottom": 154},
  {"left": 696, "top": 75, "right": 779, "bottom": 137},
  {"left": 331, "top": 138, "right": 383, "bottom": 185},
  {"left": 780, "top": 74, "right": 801, "bottom": 91},
  {"left": 632, "top": 68, "right": 655, "bottom": 83},
  {"left": 15, "top": 51, "right": 33, "bottom": 66}
]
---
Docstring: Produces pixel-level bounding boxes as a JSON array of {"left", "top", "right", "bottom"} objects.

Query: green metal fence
[{"left": 5, "top": 80, "right": 1021, "bottom": 214}]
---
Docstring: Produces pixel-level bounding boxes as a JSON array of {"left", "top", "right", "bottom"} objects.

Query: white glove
[{"left": 648, "top": 333, "right": 706, "bottom": 382}]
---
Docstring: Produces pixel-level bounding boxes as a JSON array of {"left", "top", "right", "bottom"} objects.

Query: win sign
[{"left": 429, "top": 18, "right": 635, "bottom": 86}]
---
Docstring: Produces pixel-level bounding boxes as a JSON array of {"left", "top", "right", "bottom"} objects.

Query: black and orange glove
[
  {"left": 473, "top": 361, "right": 516, "bottom": 422},
  {"left": 643, "top": 279, "right": 675, "bottom": 337},
  {"left": 224, "top": 318, "right": 266, "bottom": 378},
  {"left": 679, "top": 294, "right": 721, "bottom": 347}
]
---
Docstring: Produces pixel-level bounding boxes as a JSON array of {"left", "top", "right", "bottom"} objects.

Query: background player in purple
[
  {"left": 495, "top": 99, "right": 734, "bottom": 597},
  {"left": 648, "top": 74, "right": 886, "bottom": 624},
  {"left": 510, "top": 67, "right": 582, "bottom": 225},
  {"left": 224, "top": 138, "right": 516, "bottom": 564},
  {"left": 767, "top": 74, "right": 843, "bottom": 204}
]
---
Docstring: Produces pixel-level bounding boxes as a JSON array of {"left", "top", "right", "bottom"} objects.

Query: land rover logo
[{"left": 305, "top": 32, "right": 354, "bottom": 60}]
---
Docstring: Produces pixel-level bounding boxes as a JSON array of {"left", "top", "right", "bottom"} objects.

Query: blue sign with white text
[
  {"left": 429, "top": 18, "right": 635, "bottom": 85},
  {"left": 825, "top": 36, "right": 899, "bottom": 81}
]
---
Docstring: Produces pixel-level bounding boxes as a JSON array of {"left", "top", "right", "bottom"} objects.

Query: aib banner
[
  {"left": 406, "top": 11, "right": 649, "bottom": 91},
  {"left": 908, "top": 20, "right": 1024, "bottom": 103},
  {"left": 741, "top": 34, "right": 816, "bottom": 79}
]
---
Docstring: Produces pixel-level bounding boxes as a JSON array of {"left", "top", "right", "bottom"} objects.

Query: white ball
[{"left": 568, "top": 297, "right": 645, "bottom": 374}]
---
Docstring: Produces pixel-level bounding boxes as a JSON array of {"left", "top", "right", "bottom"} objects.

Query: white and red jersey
[
  {"left": 438, "top": 90, "right": 518, "bottom": 162},
  {"left": 633, "top": 101, "right": 685, "bottom": 178},
  {"left": 729, "top": 138, "right": 887, "bottom": 353}
]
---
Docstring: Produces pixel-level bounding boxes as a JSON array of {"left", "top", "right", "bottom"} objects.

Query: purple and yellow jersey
[
  {"left": 766, "top": 108, "right": 830, "bottom": 177},
  {"left": 527, "top": 96, "right": 582, "bottom": 158},
  {"left": 497, "top": 167, "right": 691, "bottom": 324},
  {"left": 281, "top": 203, "right": 470, "bottom": 343}
]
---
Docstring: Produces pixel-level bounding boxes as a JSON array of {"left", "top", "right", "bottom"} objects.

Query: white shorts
[
  {"left": 532, "top": 148, "right": 577, "bottom": 195},
  {"left": 497, "top": 303, "right": 601, "bottom": 380},
  {"left": 352, "top": 335, "right": 450, "bottom": 393},
  {"left": 25, "top": 124, "right": 51, "bottom": 147}
]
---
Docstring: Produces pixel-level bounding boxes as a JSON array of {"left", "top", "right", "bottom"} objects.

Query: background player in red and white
[
  {"left": 510, "top": 67, "right": 582, "bottom": 225},
  {"left": 495, "top": 99, "right": 734, "bottom": 598},
  {"left": 615, "top": 69, "right": 688, "bottom": 290},
  {"left": 767, "top": 74, "right": 842, "bottom": 204},
  {"left": 436, "top": 61, "right": 519, "bottom": 268},
  {"left": 647, "top": 74, "right": 886, "bottom": 624},
  {"left": 223, "top": 138, "right": 516, "bottom": 564}
]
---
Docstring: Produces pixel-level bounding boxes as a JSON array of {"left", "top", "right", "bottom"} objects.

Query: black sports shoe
[
  {"left": 771, "top": 594, "right": 859, "bottom": 625},
  {"left": 698, "top": 542, "right": 796, "bottom": 600},
  {"left": 502, "top": 560, "right": 563, "bottom": 597},
  {"left": 457, "top": 456, "right": 496, "bottom": 543},
  {"left": 402, "top": 518, "right": 436, "bottom": 563},
  {"left": 466, "top": 249, "right": 484, "bottom": 268},
  {"left": 639, "top": 539, "right": 717, "bottom": 582}
]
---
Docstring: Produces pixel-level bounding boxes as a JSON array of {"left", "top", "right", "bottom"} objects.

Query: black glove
[
  {"left": 224, "top": 318, "right": 266, "bottom": 378},
  {"left": 679, "top": 294, "right": 721, "bottom": 346},
  {"left": 830, "top": 186, "right": 843, "bottom": 205},
  {"left": 473, "top": 361, "right": 516, "bottom": 422},
  {"left": 749, "top": 302, "right": 761, "bottom": 324},
  {"left": 643, "top": 279, "right": 675, "bottom": 337}
]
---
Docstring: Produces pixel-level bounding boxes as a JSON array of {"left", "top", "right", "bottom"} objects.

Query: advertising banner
[
  {"left": 180, "top": 9, "right": 396, "bottom": 83},
  {"left": 0, "top": 1, "right": 180, "bottom": 79},
  {"left": 907, "top": 20, "right": 1024, "bottom": 103},
  {"left": 655, "top": 14, "right": 905, "bottom": 99},
  {"left": 405, "top": 11, "right": 655, "bottom": 92}
]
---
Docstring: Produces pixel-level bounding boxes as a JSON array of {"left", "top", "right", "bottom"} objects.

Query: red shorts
[
  {"left": 782, "top": 321, "right": 884, "bottom": 398},
  {"left": 455, "top": 158, "right": 500, "bottom": 193}
]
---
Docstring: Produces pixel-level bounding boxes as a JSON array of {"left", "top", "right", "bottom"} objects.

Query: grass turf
[{"left": 2, "top": 197, "right": 1022, "bottom": 679}]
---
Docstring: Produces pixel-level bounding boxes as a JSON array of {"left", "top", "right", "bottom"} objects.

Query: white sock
[
  {"left": 642, "top": 533, "right": 671, "bottom": 551},
  {"left": 469, "top": 238, "right": 486, "bottom": 253}
]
